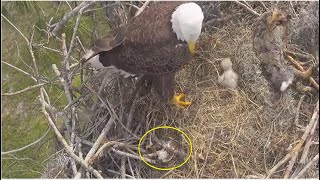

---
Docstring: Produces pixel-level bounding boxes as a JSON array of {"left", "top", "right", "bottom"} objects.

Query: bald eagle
[{"left": 83, "top": 2, "right": 204, "bottom": 108}]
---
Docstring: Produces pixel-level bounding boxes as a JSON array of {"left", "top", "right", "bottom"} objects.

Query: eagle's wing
[
  {"left": 84, "top": 29, "right": 125, "bottom": 61},
  {"left": 122, "top": 2, "right": 183, "bottom": 46}
]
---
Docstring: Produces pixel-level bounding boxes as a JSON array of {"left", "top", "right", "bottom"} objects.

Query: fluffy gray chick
[{"left": 218, "top": 58, "right": 238, "bottom": 89}]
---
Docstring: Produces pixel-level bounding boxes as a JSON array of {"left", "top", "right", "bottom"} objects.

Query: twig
[
  {"left": 51, "top": 1, "right": 97, "bottom": 36},
  {"left": 285, "top": 50, "right": 315, "bottom": 61},
  {"left": 234, "top": 0, "right": 260, "bottom": 16},
  {"left": 107, "top": 169, "right": 134, "bottom": 178},
  {"left": 259, "top": 1, "right": 268, "bottom": 11},
  {"left": 126, "top": 85, "right": 141, "bottom": 130},
  {"left": 299, "top": 117, "right": 319, "bottom": 163},
  {"left": 1, "top": 61, "right": 37, "bottom": 82},
  {"left": 61, "top": 32, "right": 78, "bottom": 176},
  {"left": 1, "top": 127, "right": 51, "bottom": 155},
  {"left": 121, "top": 156, "right": 126, "bottom": 179},
  {"left": 111, "top": 147, "right": 156, "bottom": 164},
  {"left": 287, "top": 55, "right": 319, "bottom": 90},
  {"left": 89, "top": 141, "right": 124, "bottom": 165},
  {"left": 134, "top": 0, "right": 150, "bottom": 17},
  {"left": 84, "top": 116, "right": 116, "bottom": 162},
  {"left": 1, "top": 83, "right": 46, "bottom": 96},
  {"left": 127, "top": 158, "right": 135, "bottom": 178},
  {"left": 266, "top": 101, "right": 319, "bottom": 178},
  {"left": 1, "top": 14, "right": 29, "bottom": 43},
  {"left": 198, "top": 129, "right": 215, "bottom": 177},
  {"left": 292, "top": 154, "right": 319, "bottom": 179},
  {"left": 283, "top": 149, "right": 300, "bottom": 178},
  {"left": 39, "top": 88, "right": 103, "bottom": 178},
  {"left": 289, "top": 2, "right": 298, "bottom": 18},
  {"left": 295, "top": 95, "right": 306, "bottom": 129}
]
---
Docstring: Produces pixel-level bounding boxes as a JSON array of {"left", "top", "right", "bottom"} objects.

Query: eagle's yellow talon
[{"left": 171, "top": 93, "right": 191, "bottom": 108}]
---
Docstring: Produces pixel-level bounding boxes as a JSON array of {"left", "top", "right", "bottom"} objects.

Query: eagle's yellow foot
[{"left": 171, "top": 93, "right": 191, "bottom": 108}]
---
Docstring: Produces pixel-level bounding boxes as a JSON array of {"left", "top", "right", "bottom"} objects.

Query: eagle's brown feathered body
[
  {"left": 253, "top": 10, "right": 294, "bottom": 92},
  {"left": 85, "top": 2, "right": 193, "bottom": 102}
]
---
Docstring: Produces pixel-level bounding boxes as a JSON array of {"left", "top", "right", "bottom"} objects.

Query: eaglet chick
[{"left": 218, "top": 58, "right": 238, "bottom": 89}]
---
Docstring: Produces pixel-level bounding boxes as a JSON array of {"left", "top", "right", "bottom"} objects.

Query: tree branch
[
  {"left": 234, "top": 0, "right": 260, "bottom": 16},
  {"left": 1, "top": 127, "right": 51, "bottom": 155},
  {"left": 51, "top": 1, "right": 97, "bottom": 36}
]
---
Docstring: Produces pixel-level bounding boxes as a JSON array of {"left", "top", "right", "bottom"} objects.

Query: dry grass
[{"left": 42, "top": 1, "right": 319, "bottom": 178}]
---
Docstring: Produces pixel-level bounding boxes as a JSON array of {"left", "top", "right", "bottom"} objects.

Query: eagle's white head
[{"left": 171, "top": 2, "right": 204, "bottom": 55}]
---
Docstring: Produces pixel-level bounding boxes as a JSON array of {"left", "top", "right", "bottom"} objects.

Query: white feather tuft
[{"left": 280, "top": 79, "right": 293, "bottom": 92}]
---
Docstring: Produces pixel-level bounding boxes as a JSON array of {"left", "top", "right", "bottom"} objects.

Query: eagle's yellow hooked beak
[{"left": 188, "top": 41, "right": 196, "bottom": 56}]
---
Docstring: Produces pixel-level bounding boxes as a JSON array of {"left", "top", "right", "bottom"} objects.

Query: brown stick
[
  {"left": 287, "top": 55, "right": 319, "bottom": 90},
  {"left": 295, "top": 95, "right": 306, "bottom": 129},
  {"left": 299, "top": 117, "right": 319, "bottom": 163},
  {"left": 266, "top": 101, "right": 319, "bottom": 178},
  {"left": 234, "top": 0, "right": 260, "bottom": 16},
  {"left": 293, "top": 154, "right": 319, "bottom": 179}
]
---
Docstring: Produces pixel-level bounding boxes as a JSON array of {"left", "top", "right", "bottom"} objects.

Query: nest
[{"left": 43, "top": 1, "right": 319, "bottom": 178}]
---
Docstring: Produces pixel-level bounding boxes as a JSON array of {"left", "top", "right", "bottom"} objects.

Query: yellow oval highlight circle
[{"left": 138, "top": 126, "right": 192, "bottom": 171}]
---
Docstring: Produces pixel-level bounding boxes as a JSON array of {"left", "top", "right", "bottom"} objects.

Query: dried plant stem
[
  {"left": 1, "top": 127, "right": 51, "bottom": 155},
  {"left": 1, "top": 83, "right": 46, "bottom": 96},
  {"left": 295, "top": 95, "right": 306, "bottom": 129},
  {"left": 39, "top": 88, "right": 103, "bottom": 178},
  {"left": 266, "top": 101, "right": 319, "bottom": 178},
  {"left": 287, "top": 55, "right": 319, "bottom": 90},
  {"left": 51, "top": 1, "right": 96, "bottom": 36},
  {"left": 134, "top": 0, "right": 150, "bottom": 17},
  {"left": 234, "top": 0, "right": 260, "bottom": 16},
  {"left": 292, "top": 154, "right": 319, "bottom": 179}
]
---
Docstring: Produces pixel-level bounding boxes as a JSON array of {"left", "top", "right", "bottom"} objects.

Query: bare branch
[
  {"left": 299, "top": 117, "right": 319, "bottom": 163},
  {"left": 1, "top": 83, "right": 46, "bottom": 96},
  {"left": 51, "top": 1, "right": 97, "bottom": 36},
  {"left": 234, "top": 0, "right": 260, "bottom": 16},
  {"left": 266, "top": 101, "right": 319, "bottom": 178},
  {"left": 39, "top": 87, "right": 103, "bottom": 178},
  {"left": 293, "top": 154, "right": 319, "bottom": 179},
  {"left": 1, "top": 61, "right": 37, "bottom": 82},
  {"left": 295, "top": 95, "right": 306, "bottom": 129},
  {"left": 1, "top": 127, "right": 51, "bottom": 155},
  {"left": 84, "top": 116, "right": 116, "bottom": 162},
  {"left": 120, "top": 156, "right": 126, "bottom": 179},
  {"left": 1, "top": 14, "right": 29, "bottom": 43},
  {"left": 135, "top": 0, "right": 150, "bottom": 17},
  {"left": 111, "top": 147, "right": 156, "bottom": 164}
]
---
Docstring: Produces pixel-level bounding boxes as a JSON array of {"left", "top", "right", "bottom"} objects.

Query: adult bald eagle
[{"left": 83, "top": 2, "right": 204, "bottom": 108}]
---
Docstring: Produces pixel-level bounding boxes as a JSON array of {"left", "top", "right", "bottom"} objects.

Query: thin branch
[
  {"left": 299, "top": 118, "right": 319, "bottom": 163},
  {"left": 295, "top": 95, "right": 306, "bottom": 129},
  {"left": 1, "top": 127, "right": 51, "bottom": 155},
  {"left": 134, "top": 0, "right": 150, "bottom": 17},
  {"left": 39, "top": 87, "right": 103, "bottom": 178},
  {"left": 1, "top": 61, "right": 37, "bottom": 82},
  {"left": 234, "top": 0, "right": 260, "bottom": 16},
  {"left": 51, "top": 1, "right": 97, "bottom": 36},
  {"left": 111, "top": 147, "right": 156, "bottom": 164},
  {"left": 121, "top": 156, "right": 126, "bottom": 179},
  {"left": 84, "top": 116, "right": 116, "bottom": 162},
  {"left": 1, "top": 83, "right": 46, "bottom": 96},
  {"left": 287, "top": 55, "right": 319, "bottom": 90},
  {"left": 293, "top": 154, "right": 319, "bottom": 179},
  {"left": 266, "top": 101, "right": 319, "bottom": 178},
  {"left": 259, "top": 1, "right": 268, "bottom": 11},
  {"left": 1, "top": 14, "right": 29, "bottom": 43}
]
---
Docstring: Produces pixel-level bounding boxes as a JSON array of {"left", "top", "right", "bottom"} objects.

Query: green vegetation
[{"left": 1, "top": 1, "right": 110, "bottom": 178}]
